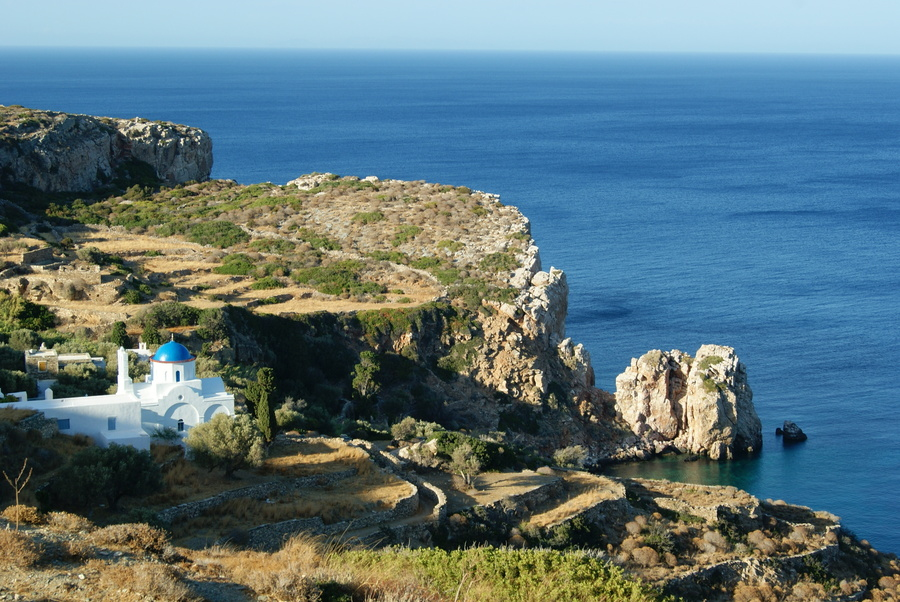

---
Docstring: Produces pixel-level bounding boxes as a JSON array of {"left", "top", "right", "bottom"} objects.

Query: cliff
[
  {"left": 0, "top": 105, "right": 212, "bottom": 192},
  {"left": 0, "top": 107, "right": 757, "bottom": 462},
  {"left": 614, "top": 345, "right": 763, "bottom": 460}
]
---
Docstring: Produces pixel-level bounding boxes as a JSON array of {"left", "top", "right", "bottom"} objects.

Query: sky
[{"left": 3, "top": 0, "right": 900, "bottom": 55}]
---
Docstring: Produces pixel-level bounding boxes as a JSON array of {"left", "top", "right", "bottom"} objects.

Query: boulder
[
  {"left": 614, "top": 345, "right": 763, "bottom": 460},
  {"left": 777, "top": 420, "right": 808, "bottom": 443}
]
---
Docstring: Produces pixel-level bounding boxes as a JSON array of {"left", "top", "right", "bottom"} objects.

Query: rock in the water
[
  {"left": 614, "top": 344, "right": 763, "bottom": 460},
  {"left": 778, "top": 420, "right": 808, "bottom": 443}
]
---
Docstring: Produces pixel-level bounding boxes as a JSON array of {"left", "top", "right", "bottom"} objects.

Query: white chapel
[{"left": 16, "top": 340, "right": 234, "bottom": 450}]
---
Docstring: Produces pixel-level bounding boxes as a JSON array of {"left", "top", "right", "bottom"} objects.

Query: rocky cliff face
[
  {"left": 0, "top": 106, "right": 212, "bottom": 191},
  {"left": 614, "top": 345, "right": 762, "bottom": 460}
]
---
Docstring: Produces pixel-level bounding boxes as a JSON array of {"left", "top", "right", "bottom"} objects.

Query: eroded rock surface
[
  {"left": 0, "top": 106, "right": 212, "bottom": 191},
  {"left": 614, "top": 345, "right": 762, "bottom": 460}
]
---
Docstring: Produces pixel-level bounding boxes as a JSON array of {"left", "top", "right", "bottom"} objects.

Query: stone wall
[
  {"left": 18, "top": 412, "right": 59, "bottom": 439},
  {"left": 247, "top": 480, "right": 419, "bottom": 551},
  {"left": 156, "top": 469, "right": 357, "bottom": 524},
  {"left": 20, "top": 247, "right": 54, "bottom": 265}
]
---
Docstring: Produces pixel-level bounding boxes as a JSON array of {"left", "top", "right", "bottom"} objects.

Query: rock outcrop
[
  {"left": 614, "top": 345, "right": 762, "bottom": 460},
  {"left": 0, "top": 106, "right": 212, "bottom": 192},
  {"left": 777, "top": 420, "right": 808, "bottom": 443}
]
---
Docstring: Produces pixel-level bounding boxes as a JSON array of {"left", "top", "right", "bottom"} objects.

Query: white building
[{"left": 16, "top": 340, "right": 234, "bottom": 450}]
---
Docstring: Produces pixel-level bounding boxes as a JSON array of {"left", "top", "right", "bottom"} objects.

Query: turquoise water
[{"left": 2, "top": 49, "right": 899, "bottom": 552}]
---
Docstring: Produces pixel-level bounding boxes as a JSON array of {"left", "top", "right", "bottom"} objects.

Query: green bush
[
  {"left": 214, "top": 253, "right": 254, "bottom": 275},
  {"left": 121, "top": 289, "right": 142, "bottom": 304},
  {"left": 436, "top": 337, "right": 483, "bottom": 374},
  {"left": 391, "top": 225, "right": 422, "bottom": 247},
  {"left": 0, "top": 292, "right": 55, "bottom": 333},
  {"left": 295, "top": 227, "right": 340, "bottom": 251},
  {"left": 250, "top": 238, "right": 296, "bottom": 254},
  {"left": 251, "top": 276, "right": 284, "bottom": 290},
  {"left": 292, "top": 260, "right": 385, "bottom": 296},
  {"left": 697, "top": 355, "right": 724, "bottom": 370},
  {"left": 351, "top": 211, "right": 385, "bottom": 224},
  {"left": 48, "top": 444, "right": 162, "bottom": 511},
  {"left": 337, "top": 546, "right": 669, "bottom": 602},
  {"left": 433, "top": 431, "right": 515, "bottom": 471},
  {"left": 479, "top": 252, "right": 519, "bottom": 273},
  {"left": 187, "top": 221, "right": 249, "bottom": 248},
  {"left": 136, "top": 301, "right": 200, "bottom": 328}
]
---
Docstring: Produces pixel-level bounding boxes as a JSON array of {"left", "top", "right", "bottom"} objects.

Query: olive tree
[
  {"left": 185, "top": 413, "right": 265, "bottom": 477},
  {"left": 51, "top": 444, "right": 162, "bottom": 511}
]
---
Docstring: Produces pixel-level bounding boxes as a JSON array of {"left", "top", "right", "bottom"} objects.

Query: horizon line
[{"left": 1, "top": 46, "right": 899, "bottom": 58}]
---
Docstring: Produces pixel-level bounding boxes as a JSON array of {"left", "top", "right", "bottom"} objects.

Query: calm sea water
[{"left": 2, "top": 49, "right": 899, "bottom": 552}]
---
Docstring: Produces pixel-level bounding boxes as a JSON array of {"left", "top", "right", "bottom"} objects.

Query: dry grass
[
  {"left": 526, "top": 473, "right": 620, "bottom": 528},
  {"left": 173, "top": 470, "right": 414, "bottom": 541},
  {"left": 95, "top": 561, "right": 199, "bottom": 602},
  {"left": 147, "top": 456, "right": 274, "bottom": 508},
  {"left": 194, "top": 533, "right": 329, "bottom": 601},
  {"left": 262, "top": 439, "right": 372, "bottom": 477},
  {"left": 426, "top": 470, "right": 559, "bottom": 514},
  {"left": 46, "top": 511, "right": 95, "bottom": 533},
  {"left": 1, "top": 504, "right": 44, "bottom": 526},
  {"left": 147, "top": 438, "right": 373, "bottom": 510},
  {"left": 90, "top": 523, "right": 170, "bottom": 556},
  {"left": 0, "top": 529, "right": 42, "bottom": 568},
  {"left": 0, "top": 407, "right": 37, "bottom": 423}
]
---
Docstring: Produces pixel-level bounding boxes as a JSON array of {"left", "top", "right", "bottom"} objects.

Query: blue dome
[{"left": 151, "top": 341, "right": 195, "bottom": 363}]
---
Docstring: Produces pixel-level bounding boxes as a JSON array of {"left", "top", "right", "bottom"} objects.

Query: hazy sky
[{"left": 4, "top": 0, "right": 899, "bottom": 55}]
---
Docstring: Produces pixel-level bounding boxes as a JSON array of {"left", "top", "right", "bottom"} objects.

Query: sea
[{"left": 2, "top": 48, "right": 899, "bottom": 553}]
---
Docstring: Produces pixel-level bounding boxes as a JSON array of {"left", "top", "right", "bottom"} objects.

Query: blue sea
[{"left": 2, "top": 48, "right": 899, "bottom": 552}]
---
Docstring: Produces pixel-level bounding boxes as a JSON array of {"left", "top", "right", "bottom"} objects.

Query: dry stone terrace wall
[
  {"left": 247, "top": 481, "right": 420, "bottom": 551},
  {"left": 155, "top": 468, "right": 357, "bottom": 524}
]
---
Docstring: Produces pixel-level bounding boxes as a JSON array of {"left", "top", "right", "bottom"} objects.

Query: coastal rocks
[
  {"left": 117, "top": 119, "right": 212, "bottom": 186},
  {"left": 0, "top": 106, "right": 211, "bottom": 192},
  {"left": 776, "top": 420, "right": 808, "bottom": 443},
  {"left": 614, "top": 345, "right": 762, "bottom": 460}
]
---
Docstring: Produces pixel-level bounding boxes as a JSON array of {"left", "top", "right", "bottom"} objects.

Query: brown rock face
[{"left": 614, "top": 345, "right": 762, "bottom": 460}]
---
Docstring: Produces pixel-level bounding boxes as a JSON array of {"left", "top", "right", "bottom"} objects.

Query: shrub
[
  {"left": 215, "top": 253, "right": 255, "bottom": 275},
  {"left": 46, "top": 511, "right": 94, "bottom": 533},
  {"left": 251, "top": 276, "right": 284, "bottom": 290},
  {"left": 90, "top": 523, "right": 170, "bottom": 555},
  {"left": 98, "top": 562, "right": 196, "bottom": 601},
  {"left": 137, "top": 301, "right": 200, "bottom": 328},
  {"left": 121, "top": 288, "right": 143, "bottom": 304},
  {"left": 185, "top": 413, "right": 266, "bottom": 477},
  {"left": 292, "top": 260, "right": 385, "bottom": 296},
  {"left": 295, "top": 227, "right": 340, "bottom": 251},
  {"left": 697, "top": 355, "right": 724, "bottom": 371},
  {"left": 552, "top": 445, "right": 588, "bottom": 468},
  {"left": 0, "top": 290, "right": 56, "bottom": 332},
  {"left": 392, "top": 225, "right": 422, "bottom": 247},
  {"left": 188, "top": 221, "right": 249, "bottom": 248},
  {"left": 352, "top": 211, "right": 385, "bottom": 224},
  {"left": 8, "top": 328, "right": 41, "bottom": 351},
  {"left": 1, "top": 504, "right": 43, "bottom": 525},
  {"left": 49, "top": 443, "right": 163, "bottom": 511},
  {"left": 0, "top": 530, "right": 41, "bottom": 568},
  {"left": 390, "top": 417, "right": 442, "bottom": 441},
  {"left": 478, "top": 251, "right": 519, "bottom": 273}
]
